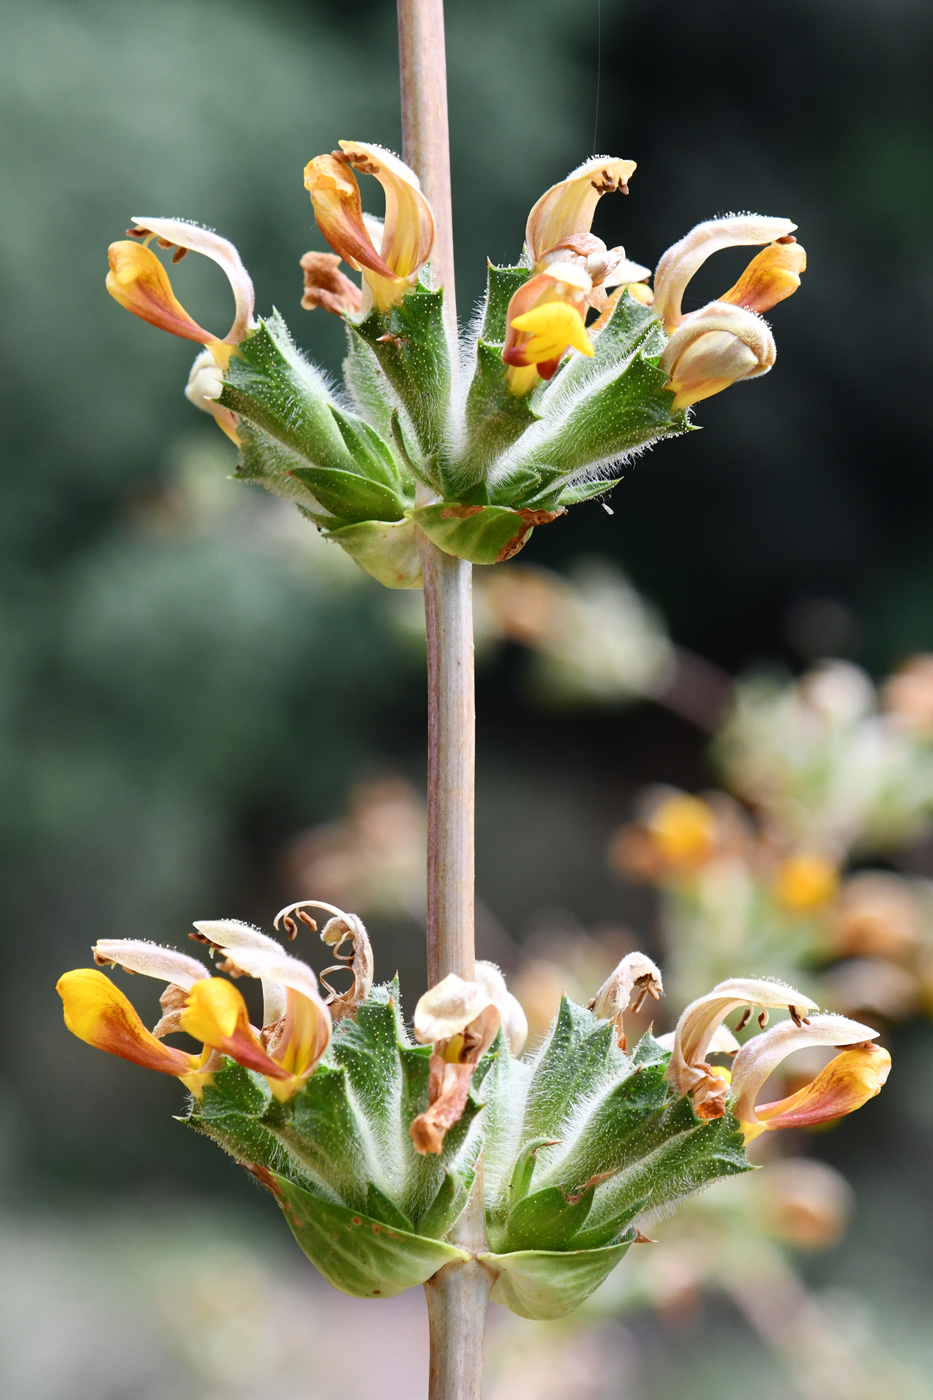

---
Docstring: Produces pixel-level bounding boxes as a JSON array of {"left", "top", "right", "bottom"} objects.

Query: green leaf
[
  {"left": 571, "top": 1198, "right": 647, "bottom": 1251},
  {"left": 418, "top": 1169, "right": 475, "bottom": 1241},
  {"left": 220, "top": 316, "right": 358, "bottom": 473},
  {"left": 330, "top": 982, "right": 481, "bottom": 1230},
  {"left": 504, "top": 1183, "right": 596, "bottom": 1252},
  {"left": 483, "top": 1240, "right": 633, "bottom": 1320},
  {"left": 457, "top": 340, "right": 540, "bottom": 487},
  {"left": 410, "top": 502, "right": 563, "bottom": 566},
  {"left": 530, "top": 1061, "right": 671, "bottom": 1195},
  {"left": 234, "top": 423, "right": 338, "bottom": 525},
  {"left": 508, "top": 1136, "right": 561, "bottom": 1212},
  {"left": 584, "top": 1107, "right": 751, "bottom": 1230},
  {"left": 353, "top": 287, "right": 451, "bottom": 457},
  {"left": 326, "top": 518, "right": 423, "bottom": 589},
  {"left": 186, "top": 1062, "right": 320, "bottom": 1196},
  {"left": 366, "top": 1182, "right": 416, "bottom": 1232},
  {"left": 330, "top": 406, "right": 406, "bottom": 494},
  {"left": 270, "top": 1172, "right": 469, "bottom": 1299},
  {"left": 342, "top": 332, "right": 397, "bottom": 440},
  {"left": 481, "top": 264, "right": 530, "bottom": 342},
  {"left": 521, "top": 997, "right": 627, "bottom": 1144},
  {"left": 556, "top": 476, "right": 622, "bottom": 507},
  {"left": 289, "top": 467, "right": 405, "bottom": 524},
  {"left": 449, "top": 266, "right": 538, "bottom": 488},
  {"left": 267, "top": 1063, "right": 373, "bottom": 1209}
]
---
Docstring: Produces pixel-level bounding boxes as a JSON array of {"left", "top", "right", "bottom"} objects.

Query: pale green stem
[{"left": 396, "top": 3, "right": 490, "bottom": 1398}]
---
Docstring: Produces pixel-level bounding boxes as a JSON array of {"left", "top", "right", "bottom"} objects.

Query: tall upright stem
[
  {"left": 397, "top": 0, "right": 457, "bottom": 329},
  {"left": 397, "top": 0, "right": 473, "bottom": 988},
  {"left": 420, "top": 544, "right": 476, "bottom": 985},
  {"left": 397, "top": 6, "right": 488, "bottom": 1400}
]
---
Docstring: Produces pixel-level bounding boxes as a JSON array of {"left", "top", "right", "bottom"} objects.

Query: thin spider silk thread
[{"left": 593, "top": 0, "right": 602, "bottom": 154}]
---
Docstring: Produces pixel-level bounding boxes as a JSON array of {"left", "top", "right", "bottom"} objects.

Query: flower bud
[
  {"left": 589, "top": 951, "right": 663, "bottom": 1048},
  {"left": 184, "top": 349, "right": 241, "bottom": 444},
  {"left": 660, "top": 302, "right": 776, "bottom": 410}
]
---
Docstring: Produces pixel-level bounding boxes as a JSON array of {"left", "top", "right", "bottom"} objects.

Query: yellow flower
[
  {"left": 774, "top": 852, "right": 840, "bottom": 913},
  {"left": 652, "top": 215, "right": 807, "bottom": 410},
  {"left": 664, "top": 975, "right": 819, "bottom": 1117},
  {"left": 729, "top": 1013, "right": 891, "bottom": 1142},
  {"left": 303, "top": 140, "right": 435, "bottom": 313},
  {"left": 502, "top": 156, "right": 652, "bottom": 395},
  {"left": 58, "top": 918, "right": 334, "bottom": 1102},
  {"left": 648, "top": 793, "right": 716, "bottom": 867},
  {"left": 57, "top": 968, "right": 211, "bottom": 1092},
  {"left": 106, "top": 217, "right": 256, "bottom": 371},
  {"left": 502, "top": 263, "right": 594, "bottom": 394}
]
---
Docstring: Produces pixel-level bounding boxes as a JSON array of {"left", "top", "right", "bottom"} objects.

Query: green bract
[
  {"left": 187, "top": 983, "right": 750, "bottom": 1318},
  {"left": 217, "top": 275, "right": 687, "bottom": 586}
]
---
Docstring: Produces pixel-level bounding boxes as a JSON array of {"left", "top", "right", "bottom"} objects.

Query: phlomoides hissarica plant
[{"left": 56, "top": 3, "right": 887, "bottom": 1397}]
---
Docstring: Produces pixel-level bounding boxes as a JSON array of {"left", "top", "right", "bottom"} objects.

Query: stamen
[
  {"left": 172, "top": 247, "right": 189, "bottom": 263},
  {"left": 789, "top": 1004, "right": 803, "bottom": 1027},
  {"left": 735, "top": 1007, "right": 752, "bottom": 1033},
  {"left": 273, "top": 898, "right": 352, "bottom": 940},
  {"left": 758, "top": 1009, "right": 769, "bottom": 1029}
]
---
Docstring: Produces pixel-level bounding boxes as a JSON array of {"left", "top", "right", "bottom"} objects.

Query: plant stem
[
  {"left": 397, "top": 5, "right": 489, "bottom": 1399},
  {"left": 420, "top": 543, "right": 475, "bottom": 986},
  {"left": 397, "top": 0, "right": 474, "bottom": 989},
  {"left": 424, "top": 1178, "right": 493, "bottom": 1400},
  {"left": 397, "top": 0, "right": 457, "bottom": 329}
]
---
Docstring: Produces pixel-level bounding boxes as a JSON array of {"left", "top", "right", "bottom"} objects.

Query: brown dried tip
[
  {"left": 410, "top": 1056, "right": 474, "bottom": 1155},
  {"left": 300, "top": 250, "right": 363, "bottom": 317},
  {"left": 152, "top": 982, "right": 189, "bottom": 1039},
  {"left": 242, "top": 1162, "right": 280, "bottom": 1194},
  {"left": 319, "top": 914, "right": 374, "bottom": 1022}
]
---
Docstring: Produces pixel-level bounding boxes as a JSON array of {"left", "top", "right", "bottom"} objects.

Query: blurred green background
[{"left": 2, "top": 0, "right": 932, "bottom": 1395}]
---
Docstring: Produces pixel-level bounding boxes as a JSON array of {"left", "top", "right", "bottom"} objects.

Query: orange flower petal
[
  {"left": 721, "top": 240, "right": 807, "bottom": 316},
  {"left": 106, "top": 241, "right": 217, "bottom": 347},
  {"left": 338, "top": 141, "right": 435, "bottom": 283},
  {"left": 755, "top": 1042, "right": 891, "bottom": 1134},
  {"left": 304, "top": 154, "right": 398, "bottom": 280},
  {"left": 57, "top": 968, "right": 197, "bottom": 1076},
  {"left": 180, "top": 979, "right": 291, "bottom": 1081}
]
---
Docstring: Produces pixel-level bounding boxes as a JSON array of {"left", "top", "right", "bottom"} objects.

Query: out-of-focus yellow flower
[
  {"left": 774, "top": 852, "right": 840, "bottom": 913},
  {"left": 649, "top": 794, "right": 717, "bottom": 867},
  {"left": 882, "top": 654, "right": 933, "bottom": 737},
  {"left": 303, "top": 141, "right": 434, "bottom": 313},
  {"left": 730, "top": 1014, "right": 890, "bottom": 1142},
  {"left": 832, "top": 872, "right": 922, "bottom": 959}
]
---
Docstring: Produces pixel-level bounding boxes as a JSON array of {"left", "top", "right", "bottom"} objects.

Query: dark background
[{"left": 1, "top": 0, "right": 931, "bottom": 1393}]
